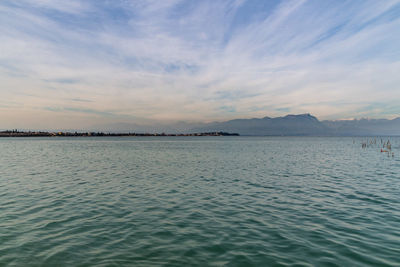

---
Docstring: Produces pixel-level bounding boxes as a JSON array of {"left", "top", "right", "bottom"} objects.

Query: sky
[{"left": 1, "top": 0, "right": 400, "bottom": 129}]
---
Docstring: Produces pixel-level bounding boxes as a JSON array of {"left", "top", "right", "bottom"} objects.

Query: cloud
[
  {"left": 69, "top": 98, "right": 93, "bottom": 103},
  {"left": 45, "top": 78, "right": 81, "bottom": 84},
  {"left": 11, "top": 0, "right": 90, "bottom": 14},
  {"left": 0, "top": 0, "right": 399, "bottom": 129}
]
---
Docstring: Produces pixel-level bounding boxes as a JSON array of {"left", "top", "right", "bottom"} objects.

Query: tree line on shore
[{"left": 0, "top": 130, "right": 239, "bottom": 137}]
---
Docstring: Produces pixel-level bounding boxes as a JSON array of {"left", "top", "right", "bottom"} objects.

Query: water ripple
[{"left": 1, "top": 137, "right": 399, "bottom": 266}]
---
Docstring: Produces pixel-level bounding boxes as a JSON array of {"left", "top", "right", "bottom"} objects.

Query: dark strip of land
[{"left": 0, "top": 130, "right": 239, "bottom": 137}]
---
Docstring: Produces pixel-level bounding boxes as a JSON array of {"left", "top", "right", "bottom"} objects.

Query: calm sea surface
[{"left": 0, "top": 137, "right": 399, "bottom": 266}]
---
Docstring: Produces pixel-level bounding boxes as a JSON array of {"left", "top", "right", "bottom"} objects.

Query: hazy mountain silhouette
[
  {"left": 322, "top": 118, "right": 400, "bottom": 136},
  {"left": 190, "top": 114, "right": 329, "bottom": 136},
  {"left": 191, "top": 114, "right": 400, "bottom": 136},
  {"left": 87, "top": 114, "right": 400, "bottom": 136}
]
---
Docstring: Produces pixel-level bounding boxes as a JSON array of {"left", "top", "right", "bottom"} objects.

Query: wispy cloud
[
  {"left": 45, "top": 106, "right": 118, "bottom": 117},
  {"left": 0, "top": 0, "right": 399, "bottom": 129},
  {"left": 69, "top": 98, "right": 93, "bottom": 103}
]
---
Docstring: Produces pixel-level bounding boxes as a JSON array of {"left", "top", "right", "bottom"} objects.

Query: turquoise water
[{"left": 0, "top": 137, "right": 399, "bottom": 266}]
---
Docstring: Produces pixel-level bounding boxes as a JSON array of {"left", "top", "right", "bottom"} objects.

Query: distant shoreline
[{"left": 0, "top": 131, "right": 239, "bottom": 137}]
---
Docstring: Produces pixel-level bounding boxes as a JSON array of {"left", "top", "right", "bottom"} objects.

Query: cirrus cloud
[{"left": 0, "top": 0, "right": 399, "bottom": 129}]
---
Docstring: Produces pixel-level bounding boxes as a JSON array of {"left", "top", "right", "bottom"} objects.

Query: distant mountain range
[
  {"left": 191, "top": 114, "right": 327, "bottom": 136},
  {"left": 191, "top": 114, "right": 400, "bottom": 136},
  {"left": 90, "top": 114, "right": 400, "bottom": 136},
  {"left": 322, "top": 117, "right": 400, "bottom": 136}
]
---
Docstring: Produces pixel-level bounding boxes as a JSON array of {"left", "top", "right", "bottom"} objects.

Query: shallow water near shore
[{"left": 1, "top": 136, "right": 399, "bottom": 266}]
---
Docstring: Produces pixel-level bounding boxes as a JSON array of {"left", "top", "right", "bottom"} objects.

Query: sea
[{"left": 0, "top": 136, "right": 399, "bottom": 266}]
